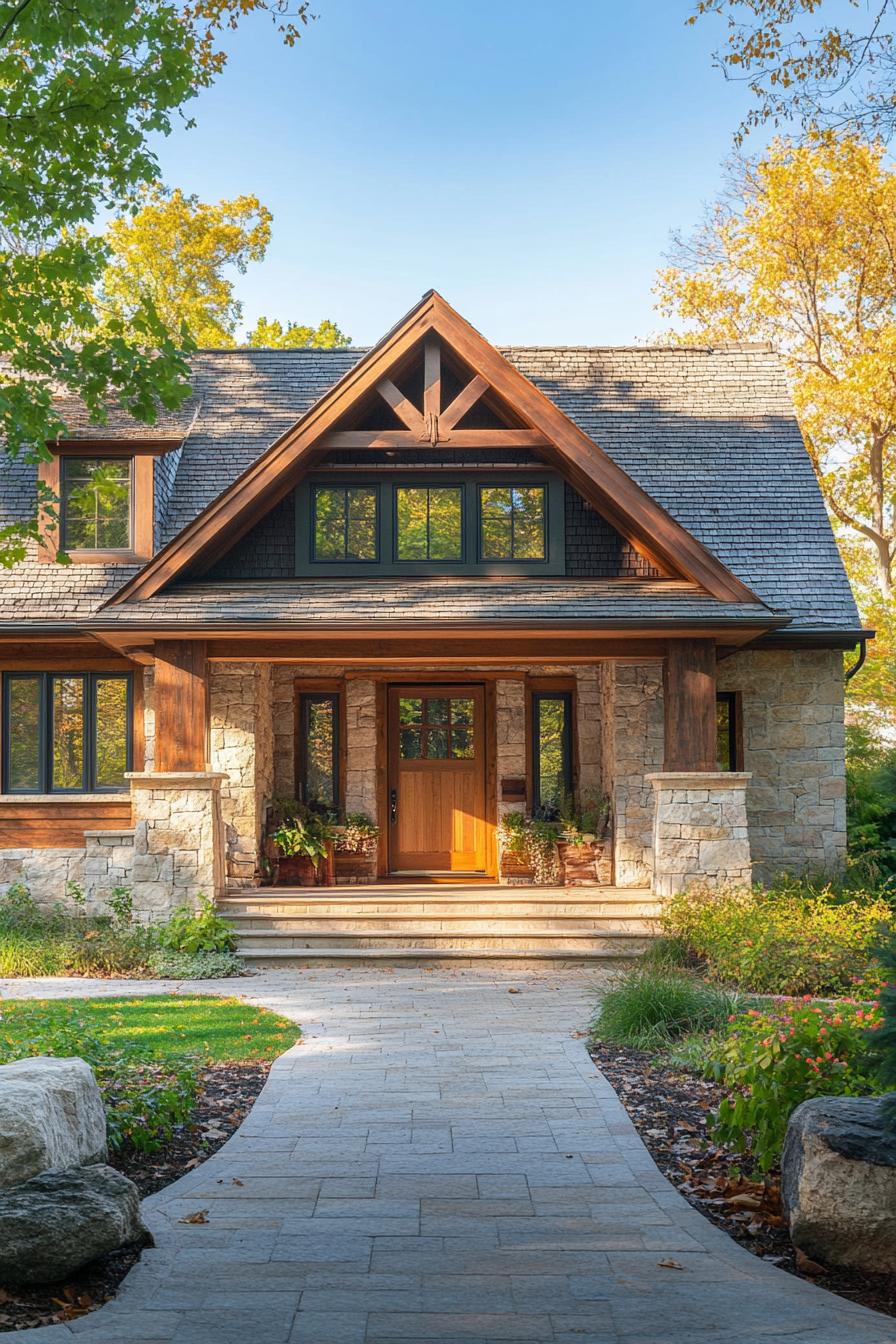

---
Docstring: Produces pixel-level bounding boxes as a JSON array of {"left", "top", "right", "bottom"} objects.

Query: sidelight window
[
  {"left": 297, "top": 692, "right": 340, "bottom": 808},
  {"left": 716, "top": 692, "right": 741, "bottom": 771},
  {"left": 532, "top": 691, "right": 572, "bottom": 815},
  {"left": 2, "top": 673, "right": 132, "bottom": 794}
]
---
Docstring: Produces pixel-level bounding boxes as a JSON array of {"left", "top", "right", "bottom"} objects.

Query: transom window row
[{"left": 296, "top": 475, "right": 565, "bottom": 576}]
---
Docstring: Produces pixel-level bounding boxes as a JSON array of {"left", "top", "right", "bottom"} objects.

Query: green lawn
[{"left": 0, "top": 994, "right": 300, "bottom": 1065}]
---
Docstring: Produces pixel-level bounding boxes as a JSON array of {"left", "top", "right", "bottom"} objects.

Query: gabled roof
[
  {"left": 108, "top": 292, "right": 759, "bottom": 606},
  {"left": 0, "top": 297, "right": 863, "bottom": 637}
]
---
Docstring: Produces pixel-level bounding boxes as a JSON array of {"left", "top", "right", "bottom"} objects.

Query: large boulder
[
  {"left": 0, "top": 1056, "right": 107, "bottom": 1188},
  {"left": 781, "top": 1094, "right": 896, "bottom": 1274},
  {"left": 0, "top": 1164, "right": 151, "bottom": 1285}
]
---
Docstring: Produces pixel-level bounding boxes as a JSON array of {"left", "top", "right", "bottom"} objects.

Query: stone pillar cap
[
  {"left": 646, "top": 771, "right": 752, "bottom": 789},
  {"left": 126, "top": 771, "right": 230, "bottom": 787}
]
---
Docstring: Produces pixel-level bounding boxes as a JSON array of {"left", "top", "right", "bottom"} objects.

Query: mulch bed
[
  {"left": 590, "top": 1040, "right": 896, "bottom": 1319},
  {"left": 0, "top": 1060, "right": 272, "bottom": 1333}
]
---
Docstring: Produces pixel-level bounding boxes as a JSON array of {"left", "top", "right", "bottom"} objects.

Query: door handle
[{"left": 390, "top": 789, "right": 397, "bottom": 824}]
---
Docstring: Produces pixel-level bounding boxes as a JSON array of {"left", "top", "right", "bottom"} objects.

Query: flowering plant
[{"left": 711, "top": 997, "right": 882, "bottom": 1170}]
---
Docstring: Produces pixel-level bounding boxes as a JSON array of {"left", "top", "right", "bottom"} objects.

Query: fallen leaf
[
  {"left": 657, "top": 1258, "right": 684, "bottom": 1270},
  {"left": 178, "top": 1209, "right": 209, "bottom": 1225},
  {"left": 508, "top": 987, "right": 521, "bottom": 994},
  {"left": 796, "top": 1249, "right": 826, "bottom": 1276}
]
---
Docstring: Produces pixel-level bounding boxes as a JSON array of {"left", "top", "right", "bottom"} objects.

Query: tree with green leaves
[
  {"left": 245, "top": 316, "right": 351, "bottom": 349},
  {"left": 0, "top": 0, "right": 310, "bottom": 566},
  {"left": 102, "top": 187, "right": 273, "bottom": 348},
  {"left": 692, "top": 0, "right": 896, "bottom": 142}
]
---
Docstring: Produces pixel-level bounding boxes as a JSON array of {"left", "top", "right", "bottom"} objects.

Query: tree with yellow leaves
[
  {"left": 101, "top": 188, "right": 273, "bottom": 348},
  {"left": 656, "top": 134, "right": 896, "bottom": 609},
  {"left": 245, "top": 316, "right": 351, "bottom": 349}
]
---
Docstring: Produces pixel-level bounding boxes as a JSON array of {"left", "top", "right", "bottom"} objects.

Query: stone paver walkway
[{"left": 2, "top": 967, "right": 894, "bottom": 1344}]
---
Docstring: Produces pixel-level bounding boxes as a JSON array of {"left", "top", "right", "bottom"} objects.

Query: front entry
[{"left": 387, "top": 685, "right": 488, "bottom": 874}]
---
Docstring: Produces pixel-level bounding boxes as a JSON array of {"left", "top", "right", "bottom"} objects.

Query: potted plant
[
  {"left": 497, "top": 812, "right": 562, "bottom": 885},
  {"left": 555, "top": 795, "right": 612, "bottom": 885},
  {"left": 271, "top": 813, "right": 333, "bottom": 886},
  {"left": 331, "top": 813, "right": 379, "bottom": 884}
]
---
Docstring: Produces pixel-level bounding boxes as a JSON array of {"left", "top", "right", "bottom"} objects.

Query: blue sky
[{"left": 153, "top": 0, "right": 761, "bottom": 346}]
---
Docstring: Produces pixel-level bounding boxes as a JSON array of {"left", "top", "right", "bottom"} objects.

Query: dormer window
[
  {"left": 38, "top": 441, "right": 174, "bottom": 564},
  {"left": 297, "top": 473, "right": 565, "bottom": 577},
  {"left": 61, "top": 457, "right": 132, "bottom": 552}
]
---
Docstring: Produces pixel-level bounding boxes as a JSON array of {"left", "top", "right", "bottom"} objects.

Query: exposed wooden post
[
  {"left": 663, "top": 639, "right": 717, "bottom": 771},
  {"left": 154, "top": 640, "right": 209, "bottom": 772}
]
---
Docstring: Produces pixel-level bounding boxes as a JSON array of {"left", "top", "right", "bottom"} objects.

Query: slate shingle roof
[
  {"left": 0, "top": 344, "right": 861, "bottom": 635},
  {"left": 88, "top": 579, "right": 778, "bottom": 629}
]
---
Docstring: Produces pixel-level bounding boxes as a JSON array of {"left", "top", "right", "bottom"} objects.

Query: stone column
[
  {"left": 126, "top": 771, "right": 228, "bottom": 921},
  {"left": 344, "top": 680, "right": 378, "bottom": 818},
  {"left": 646, "top": 771, "right": 752, "bottom": 898}
]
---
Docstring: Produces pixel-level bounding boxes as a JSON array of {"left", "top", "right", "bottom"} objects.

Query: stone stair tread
[
  {"left": 237, "top": 946, "right": 643, "bottom": 961},
  {"left": 233, "top": 925, "right": 650, "bottom": 938}
]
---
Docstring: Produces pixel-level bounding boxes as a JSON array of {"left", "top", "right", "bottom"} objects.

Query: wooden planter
[
  {"left": 558, "top": 839, "right": 612, "bottom": 886},
  {"left": 276, "top": 854, "right": 318, "bottom": 887}
]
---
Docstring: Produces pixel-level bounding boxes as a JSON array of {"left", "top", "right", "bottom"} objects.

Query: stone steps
[
  {"left": 233, "top": 946, "right": 643, "bottom": 968},
  {"left": 221, "top": 883, "right": 658, "bottom": 967}
]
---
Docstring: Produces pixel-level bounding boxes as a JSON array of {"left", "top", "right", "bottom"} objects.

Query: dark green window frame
[
  {"left": 1, "top": 672, "right": 133, "bottom": 795},
  {"left": 296, "top": 474, "right": 565, "bottom": 577},
  {"left": 716, "top": 692, "right": 741, "bottom": 771}
]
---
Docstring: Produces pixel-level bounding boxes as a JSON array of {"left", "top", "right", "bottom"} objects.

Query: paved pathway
[{"left": 3, "top": 967, "right": 894, "bottom": 1344}]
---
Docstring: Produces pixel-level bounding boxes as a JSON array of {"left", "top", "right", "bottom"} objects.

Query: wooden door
[{"left": 387, "top": 685, "right": 487, "bottom": 874}]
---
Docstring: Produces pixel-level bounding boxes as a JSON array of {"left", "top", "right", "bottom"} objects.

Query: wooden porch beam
[
  {"left": 154, "top": 639, "right": 209, "bottom": 772},
  {"left": 375, "top": 379, "right": 426, "bottom": 435},
  {"left": 439, "top": 374, "right": 489, "bottom": 433},
  {"left": 663, "top": 638, "right": 717, "bottom": 771},
  {"left": 319, "top": 429, "right": 552, "bottom": 450}
]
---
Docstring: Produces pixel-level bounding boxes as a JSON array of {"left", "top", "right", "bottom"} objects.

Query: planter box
[
  {"left": 334, "top": 850, "right": 378, "bottom": 885},
  {"left": 499, "top": 852, "right": 538, "bottom": 885},
  {"left": 275, "top": 854, "right": 318, "bottom": 887},
  {"left": 558, "top": 839, "right": 612, "bottom": 886}
]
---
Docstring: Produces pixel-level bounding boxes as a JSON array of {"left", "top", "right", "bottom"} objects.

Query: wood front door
[{"left": 387, "top": 685, "right": 488, "bottom": 874}]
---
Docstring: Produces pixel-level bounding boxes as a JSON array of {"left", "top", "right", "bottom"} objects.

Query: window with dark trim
[
  {"left": 61, "top": 457, "right": 133, "bottom": 552},
  {"left": 298, "top": 692, "right": 340, "bottom": 810},
  {"left": 2, "top": 673, "right": 132, "bottom": 794},
  {"left": 716, "top": 692, "right": 741, "bottom": 771},
  {"left": 532, "top": 690, "right": 573, "bottom": 816},
  {"left": 296, "top": 474, "right": 565, "bottom": 577}
]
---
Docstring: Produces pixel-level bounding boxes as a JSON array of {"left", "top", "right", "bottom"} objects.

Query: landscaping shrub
[
  {"left": 711, "top": 998, "right": 882, "bottom": 1171},
  {"left": 664, "top": 880, "right": 893, "bottom": 995},
  {"left": 865, "top": 927, "right": 896, "bottom": 1130},
  {"left": 0, "top": 1005, "right": 196, "bottom": 1152},
  {"left": 0, "top": 884, "right": 241, "bottom": 978},
  {"left": 846, "top": 724, "right": 896, "bottom": 889},
  {"left": 147, "top": 947, "right": 243, "bottom": 979},
  {"left": 156, "top": 893, "right": 237, "bottom": 955},
  {"left": 593, "top": 967, "right": 739, "bottom": 1050}
]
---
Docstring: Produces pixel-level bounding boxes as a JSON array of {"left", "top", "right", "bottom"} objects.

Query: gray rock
[
  {"left": 0, "top": 1164, "right": 151, "bottom": 1285},
  {"left": 0, "top": 1056, "right": 108, "bottom": 1188},
  {"left": 782, "top": 1094, "right": 896, "bottom": 1273}
]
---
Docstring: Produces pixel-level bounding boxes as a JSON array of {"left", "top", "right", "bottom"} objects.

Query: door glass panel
[
  {"left": 399, "top": 697, "right": 423, "bottom": 723},
  {"left": 396, "top": 487, "right": 462, "bottom": 561},
  {"left": 451, "top": 697, "right": 474, "bottom": 727},
  {"left": 399, "top": 726, "right": 422, "bottom": 759},
  {"left": 451, "top": 726, "right": 473, "bottom": 759},
  {"left": 7, "top": 677, "right": 41, "bottom": 791},
  {"left": 94, "top": 677, "right": 129, "bottom": 789},
  {"left": 51, "top": 676, "right": 85, "bottom": 790},
  {"left": 427, "top": 697, "right": 449, "bottom": 724},
  {"left": 427, "top": 728, "right": 449, "bottom": 759}
]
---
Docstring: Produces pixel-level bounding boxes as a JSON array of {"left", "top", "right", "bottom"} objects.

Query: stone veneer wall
[
  {"left": 344, "top": 679, "right": 378, "bottom": 819},
  {"left": 648, "top": 772, "right": 752, "bottom": 897},
  {"left": 209, "top": 663, "right": 274, "bottom": 884},
  {"left": 717, "top": 649, "right": 846, "bottom": 880},
  {"left": 597, "top": 662, "right": 664, "bottom": 887},
  {"left": 495, "top": 679, "right": 527, "bottom": 823}
]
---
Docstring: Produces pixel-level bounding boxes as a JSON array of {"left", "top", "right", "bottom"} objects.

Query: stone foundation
[{"left": 648, "top": 772, "right": 752, "bottom": 898}]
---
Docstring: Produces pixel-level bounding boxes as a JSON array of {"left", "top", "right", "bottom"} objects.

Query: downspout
[{"left": 845, "top": 637, "right": 868, "bottom": 682}]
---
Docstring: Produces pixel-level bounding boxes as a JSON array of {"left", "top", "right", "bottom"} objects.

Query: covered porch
[{"left": 87, "top": 615, "right": 765, "bottom": 921}]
